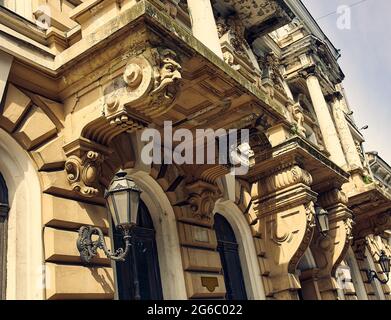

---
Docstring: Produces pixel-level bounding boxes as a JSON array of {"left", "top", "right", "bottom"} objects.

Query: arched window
[
  {"left": 0, "top": 173, "right": 9, "bottom": 300},
  {"left": 114, "top": 200, "right": 163, "bottom": 300},
  {"left": 214, "top": 213, "right": 247, "bottom": 300}
]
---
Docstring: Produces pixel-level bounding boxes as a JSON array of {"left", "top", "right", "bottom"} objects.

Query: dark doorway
[
  {"left": 0, "top": 173, "right": 9, "bottom": 300},
  {"left": 214, "top": 213, "right": 247, "bottom": 300},
  {"left": 114, "top": 201, "right": 163, "bottom": 300}
]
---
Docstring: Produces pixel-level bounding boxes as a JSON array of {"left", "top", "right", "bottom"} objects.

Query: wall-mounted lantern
[
  {"left": 315, "top": 206, "right": 329, "bottom": 237},
  {"left": 77, "top": 170, "right": 142, "bottom": 264},
  {"left": 367, "top": 250, "right": 390, "bottom": 285}
]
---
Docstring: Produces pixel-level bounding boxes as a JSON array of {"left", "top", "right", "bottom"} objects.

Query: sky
[{"left": 301, "top": 0, "right": 391, "bottom": 164}]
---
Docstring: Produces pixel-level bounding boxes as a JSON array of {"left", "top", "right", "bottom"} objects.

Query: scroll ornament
[
  {"left": 186, "top": 181, "right": 220, "bottom": 222},
  {"left": 65, "top": 151, "right": 104, "bottom": 198},
  {"left": 104, "top": 47, "right": 182, "bottom": 123}
]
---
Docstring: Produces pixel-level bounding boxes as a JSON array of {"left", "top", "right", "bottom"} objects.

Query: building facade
[{"left": 0, "top": 0, "right": 390, "bottom": 300}]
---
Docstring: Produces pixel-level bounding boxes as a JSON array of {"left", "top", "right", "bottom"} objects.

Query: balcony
[{"left": 212, "top": 0, "right": 294, "bottom": 42}]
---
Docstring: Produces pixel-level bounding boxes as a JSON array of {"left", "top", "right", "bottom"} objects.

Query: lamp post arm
[
  {"left": 367, "top": 270, "right": 390, "bottom": 285},
  {"left": 77, "top": 226, "right": 132, "bottom": 263}
]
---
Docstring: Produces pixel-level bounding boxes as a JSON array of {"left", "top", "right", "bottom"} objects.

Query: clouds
[{"left": 302, "top": 0, "right": 391, "bottom": 163}]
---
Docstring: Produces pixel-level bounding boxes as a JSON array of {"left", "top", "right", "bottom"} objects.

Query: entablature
[
  {"left": 367, "top": 152, "right": 391, "bottom": 195},
  {"left": 245, "top": 134, "right": 349, "bottom": 194}
]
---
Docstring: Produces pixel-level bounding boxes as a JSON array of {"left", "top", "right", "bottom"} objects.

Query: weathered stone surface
[
  {"left": 13, "top": 106, "right": 57, "bottom": 150},
  {"left": 0, "top": 84, "right": 31, "bottom": 132},
  {"left": 181, "top": 247, "right": 221, "bottom": 273},
  {"left": 45, "top": 263, "right": 114, "bottom": 300},
  {"left": 44, "top": 227, "right": 111, "bottom": 265},
  {"left": 31, "top": 136, "right": 66, "bottom": 170},
  {"left": 42, "top": 194, "right": 109, "bottom": 230}
]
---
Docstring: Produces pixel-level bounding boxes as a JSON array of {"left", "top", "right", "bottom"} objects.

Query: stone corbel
[
  {"left": 185, "top": 180, "right": 221, "bottom": 225},
  {"left": 354, "top": 210, "right": 391, "bottom": 240},
  {"left": 104, "top": 46, "right": 182, "bottom": 124},
  {"left": 253, "top": 163, "right": 317, "bottom": 299},
  {"left": 64, "top": 138, "right": 112, "bottom": 198},
  {"left": 310, "top": 188, "right": 353, "bottom": 300}
]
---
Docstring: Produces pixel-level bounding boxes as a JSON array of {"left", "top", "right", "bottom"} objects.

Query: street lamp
[
  {"left": 367, "top": 250, "right": 391, "bottom": 285},
  {"left": 315, "top": 206, "right": 329, "bottom": 237},
  {"left": 77, "top": 170, "right": 142, "bottom": 264}
]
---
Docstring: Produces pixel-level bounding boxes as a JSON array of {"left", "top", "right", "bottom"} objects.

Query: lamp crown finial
[{"left": 116, "top": 170, "right": 127, "bottom": 178}]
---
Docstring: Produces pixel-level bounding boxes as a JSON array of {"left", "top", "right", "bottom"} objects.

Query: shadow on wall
[{"left": 90, "top": 267, "right": 115, "bottom": 295}]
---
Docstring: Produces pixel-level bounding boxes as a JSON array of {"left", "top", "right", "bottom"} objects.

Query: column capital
[
  {"left": 298, "top": 65, "right": 318, "bottom": 80},
  {"left": 325, "top": 91, "right": 344, "bottom": 103}
]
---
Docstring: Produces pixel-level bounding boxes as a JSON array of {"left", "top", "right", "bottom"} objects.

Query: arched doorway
[
  {"left": 114, "top": 200, "right": 163, "bottom": 300},
  {"left": 0, "top": 173, "right": 9, "bottom": 300},
  {"left": 214, "top": 213, "right": 247, "bottom": 300}
]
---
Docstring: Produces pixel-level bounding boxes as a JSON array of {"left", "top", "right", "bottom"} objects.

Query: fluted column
[
  {"left": 187, "top": 0, "right": 224, "bottom": 59},
  {"left": 302, "top": 68, "right": 347, "bottom": 169},
  {"left": 328, "top": 92, "right": 363, "bottom": 171}
]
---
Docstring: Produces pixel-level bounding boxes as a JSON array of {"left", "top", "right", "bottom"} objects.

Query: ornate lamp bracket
[{"left": 77, "top": 226, "right": 132, "bottom": 264}]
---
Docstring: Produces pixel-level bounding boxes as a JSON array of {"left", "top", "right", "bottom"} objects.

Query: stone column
[
  {"left": 328, "top": 92, "right": 363, "bottom": 171},
  {"left": 310, "top": 188, "right": 353, "bottom": 300},
  {"left": 187, "top": 0, "right": 224, "bottom": 59},
  {"left": 303, "top": 68, "right": 347, "bottom": 169},
  {"left": 254, "top": 163, "right": 317, "bottom": 300}
]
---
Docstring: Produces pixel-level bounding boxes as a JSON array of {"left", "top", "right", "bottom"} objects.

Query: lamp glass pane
[
  {"left": 112, "top": 191, "right": 129, "bottom": 226},
  {"left": 129, "top": 190, "right": 140, "bottom": 225},
  {"left": 317, "top": 211, "right": 329, "bottom": 234},
  {"left": 106, "top": 195, "right": 118, "bottom": 227},
  {"left": 324, "top": 213, "right": 329, "bottom": 232}
]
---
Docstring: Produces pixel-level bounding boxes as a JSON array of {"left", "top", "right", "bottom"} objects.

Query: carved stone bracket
[
  {"left": 185, "top": 180, "right": 221, "bottom": 223},
  {"left": 310, "top": 188, "right": 353, "bottom": 300},
  {"left": 252, "top": 163, "right": 317, "bottom": 299},
  {"left": 104, "top": 47, "right": 182, "bottom": 123},
  {"left": 353, "top": 210, "right": 391, "bottom": 240},
  {"left": 63, "top": 138, "right": 112, "bottom": 198},
  {"left": 259, "top": 164, "right": 313, "bottom": 199}
]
